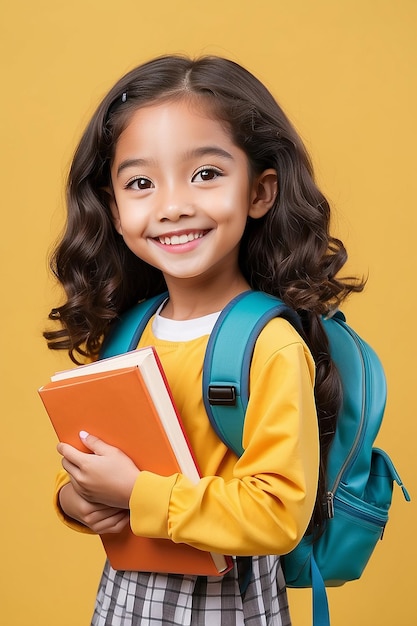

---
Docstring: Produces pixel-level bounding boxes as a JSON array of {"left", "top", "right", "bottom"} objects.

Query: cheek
[
  {"left": 209, "top": 185, "right": 249, "bottom": 218},
  {"left": 117, "top": 204, "right": 146, "bottom": 233}
]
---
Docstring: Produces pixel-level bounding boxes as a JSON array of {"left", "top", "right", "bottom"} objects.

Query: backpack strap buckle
[{"left": 208, "top": 385, "right": 237, "bottom": 406}]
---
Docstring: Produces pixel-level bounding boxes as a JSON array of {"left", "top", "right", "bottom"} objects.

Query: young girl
[{"left": 45, "top": 55, "right": 362, "bottom": 625}]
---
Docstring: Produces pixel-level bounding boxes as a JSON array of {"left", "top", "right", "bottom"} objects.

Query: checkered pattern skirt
[{"left": 91, "top": 555, "right": 291, "bottom": 625}]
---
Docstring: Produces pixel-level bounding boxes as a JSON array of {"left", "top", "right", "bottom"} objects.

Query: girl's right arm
[
  {"left": 130, "top": 327, "right": 319, "bottom": 557},
  {"left": 56, "top": 472, "right": 129, "bottom": 535}
]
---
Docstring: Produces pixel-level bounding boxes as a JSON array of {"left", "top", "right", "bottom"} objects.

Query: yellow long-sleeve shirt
[{"left": 54, "top": 315, "right": 319, "bottom": 558}]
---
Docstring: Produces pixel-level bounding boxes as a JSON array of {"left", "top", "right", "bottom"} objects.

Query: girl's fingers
[
  {"left": 57, "top": 442, "right": 87, "bottom": 468},
  {"left": 86, "top": 509, "right": 130, "bottom": 534}
]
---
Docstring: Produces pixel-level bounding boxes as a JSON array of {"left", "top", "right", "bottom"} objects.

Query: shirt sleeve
[{"left": 129, "top": 335, "right": 319, "bottom": 557}]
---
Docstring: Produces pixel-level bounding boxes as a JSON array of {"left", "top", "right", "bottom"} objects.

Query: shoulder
[
  {"left": 254, "top": 316, "right": 311, "bottom": 355},
  {"left": 251, "top": 316, "right": 315, "bottom": 382}
]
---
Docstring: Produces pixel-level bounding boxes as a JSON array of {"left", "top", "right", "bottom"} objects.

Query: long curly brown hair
[{"left": 44, "top": 55, "right": 364, "bottom": 532}]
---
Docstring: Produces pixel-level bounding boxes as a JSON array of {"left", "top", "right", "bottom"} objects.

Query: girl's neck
[{"left": 161, "top": 275, "right": 251, "bottom": 320}]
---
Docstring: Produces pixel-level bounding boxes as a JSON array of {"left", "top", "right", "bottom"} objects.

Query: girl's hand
[
  {"left": 57, "top": 432, "right": 140, "bottom": 509},
  {"left": 59, "top": 482, "right": 130, "bottom": 534}
]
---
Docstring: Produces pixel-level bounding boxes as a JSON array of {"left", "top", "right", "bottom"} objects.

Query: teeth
[{"left": 158, "top": 232, "right": 204, "bottom": 245}]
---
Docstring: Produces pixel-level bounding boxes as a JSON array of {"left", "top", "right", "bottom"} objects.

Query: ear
[
  {"left": 248, "top": 169, "right": 278, "bottom": 219},
  {"left": 104, "top": 187, "right": 123, "bottom": 234}
]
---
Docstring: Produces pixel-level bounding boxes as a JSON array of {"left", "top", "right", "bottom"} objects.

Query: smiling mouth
[{"left": 156, "top": 231, "right": 206, "bottom": 245}]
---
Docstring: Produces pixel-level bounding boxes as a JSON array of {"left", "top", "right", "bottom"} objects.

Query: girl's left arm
[{"left": 130, "top": 335, "right": 319, "bottom": 557}]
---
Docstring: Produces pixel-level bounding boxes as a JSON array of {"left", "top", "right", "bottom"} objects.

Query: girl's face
[{"left": 110, "top": 99, "right": 276, "bottom": 291}]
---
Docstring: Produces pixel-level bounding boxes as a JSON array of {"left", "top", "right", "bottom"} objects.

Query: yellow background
[{"left": 1, "top": 1, "right": 416, "bottom": 624}]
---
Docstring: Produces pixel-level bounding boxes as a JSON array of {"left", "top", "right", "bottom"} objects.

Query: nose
[{"left": 157, "top": 183, "right": 196, "bottom": 222}]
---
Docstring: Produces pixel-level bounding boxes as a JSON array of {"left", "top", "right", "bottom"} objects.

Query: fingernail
[{"left": 79, "top": 430, "right": 89, "bottom": 439}]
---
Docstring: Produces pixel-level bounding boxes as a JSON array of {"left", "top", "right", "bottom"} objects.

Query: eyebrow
[
  {"left": 184, "top": 146, "right": 234, "bottom": 162},
  {"left": 116, "top": 146, "right": 234, "bottom": 177},
  {"left": 116, "top": 158, "right": 151, "bottom": 177}
]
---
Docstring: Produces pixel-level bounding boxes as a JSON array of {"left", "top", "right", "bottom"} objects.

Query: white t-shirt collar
[{"left": 152, "top": 300, "right": 221, "bottom": 341}]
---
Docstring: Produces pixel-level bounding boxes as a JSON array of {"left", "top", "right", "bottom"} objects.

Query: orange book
[{"left": 39, "top": 347, "right": 232, "bottom": 576}]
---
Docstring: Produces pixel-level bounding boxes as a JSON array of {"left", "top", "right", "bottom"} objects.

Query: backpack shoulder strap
[
  {"left": 202, "top": 290, "right": 302, "bottom": 457},
  {"left": 100, "top": 292, "right": 168, "bottom": 359}
]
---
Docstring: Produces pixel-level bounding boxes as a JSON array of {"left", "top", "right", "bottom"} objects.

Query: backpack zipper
[
  {"left": 333, "top": 497, "right": 387, "bottom": 535},
  {"left": 327, "top": 322, "right": 370, "bottom": 503},
  {"left": 325, "top": 319, "right": 374, "bottom": 519},
  {"left": 326, "top": 492, "right": 335, "bottom": 518}
]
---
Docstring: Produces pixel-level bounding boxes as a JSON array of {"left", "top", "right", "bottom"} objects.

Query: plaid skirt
[{"left": 91, "top": 555, "right": 291, "bottom": 625}]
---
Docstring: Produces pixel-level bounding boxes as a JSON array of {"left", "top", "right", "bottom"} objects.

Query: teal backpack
[{"left": 101, "top": 290, "right": 410, "bottom": 626}]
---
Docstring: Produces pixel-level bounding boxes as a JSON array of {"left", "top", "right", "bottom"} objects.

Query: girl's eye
[
  {"left": 126, "top": 177, "right": 154, "bottom": 190},
  {"left": 192, "top": 167, "right": 222, "bottom": 183}
]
